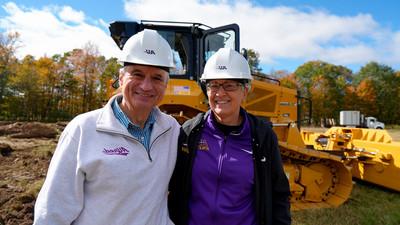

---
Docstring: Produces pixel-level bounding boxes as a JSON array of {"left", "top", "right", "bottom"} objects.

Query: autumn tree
[
  {"left": 295, "top": 60, "right": 353, "bottom": 126},
  {"left": 353, "top": 79, "right": 378, "bottom": 116},
  {"left": 53, "top": 53, "right": 80, "bottom": 119},
  {"left": 8, "top": 55, "right": 40, "bottom": 120},
  {"left": 99, "top": 57, "right": 120, "bottom": 103},
  {"left": 279, "top": 73, "right": 297, "bottom": 89},
  {"left": 35, "top": 56, "right": 58, "bottom": 120},
  {"left": 0, "top": 32, "right": 19, "bottom": 118},
  {"left": 67, "top": 42, "right": 105, "bottom": 113},
  {"left": 355, "top": 62, "right": 400, "bottom": 124}
]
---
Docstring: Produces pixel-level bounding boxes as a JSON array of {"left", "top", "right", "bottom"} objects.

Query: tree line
[
  {"left": 278, "top": 61, "right": 400, "bottom": 126},
  {"left": 1, "top": 33, "right": 399, "bottom": 125},
  {"left": 0, "top": 32, "right": 120, "bottom": 121}
]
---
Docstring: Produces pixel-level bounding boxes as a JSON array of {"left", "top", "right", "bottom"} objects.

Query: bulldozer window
[
  {"left": 204, "top": 29, "right": 235, "bottom": 61},
  {"left": 157, "top": 31, "right": 189, "bottom": 77}
]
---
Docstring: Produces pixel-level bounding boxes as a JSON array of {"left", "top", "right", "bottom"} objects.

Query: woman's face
[{"left": 206, "top": 79, "right": 248, "bottom": 124}]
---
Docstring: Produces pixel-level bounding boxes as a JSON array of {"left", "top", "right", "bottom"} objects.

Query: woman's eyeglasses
[{"left": 206, "top": 82, "right": 243, "bottom": 92}]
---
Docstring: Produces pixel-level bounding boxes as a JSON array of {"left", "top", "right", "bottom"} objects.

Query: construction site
[{"left": 1, "top": 20, "right": 400, "bottom": 225}]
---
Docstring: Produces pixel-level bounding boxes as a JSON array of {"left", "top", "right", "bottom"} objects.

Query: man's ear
[{"left": 118, "top": 68, "right": 124, "bottom": 86}]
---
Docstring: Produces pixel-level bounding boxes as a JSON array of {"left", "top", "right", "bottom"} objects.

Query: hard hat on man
[{"left": 120, "top": 29, "right": 175, "bottom": 68}]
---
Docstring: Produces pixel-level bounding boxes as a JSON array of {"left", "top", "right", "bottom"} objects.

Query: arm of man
[{"left": 33, "top": 124, "right": 85, "bottom": 225}]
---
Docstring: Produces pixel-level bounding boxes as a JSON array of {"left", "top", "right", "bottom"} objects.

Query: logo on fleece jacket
[
  {"left": 102, "top": 147, "right": 130, "bottom": 156},
  {"left": 197, "top": 138, "right": 209, "bottom": 151}
]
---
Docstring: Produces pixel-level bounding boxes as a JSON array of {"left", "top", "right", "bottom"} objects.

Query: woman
[{"left": 168, "top": 48, "right": 291, "bottom": 225}]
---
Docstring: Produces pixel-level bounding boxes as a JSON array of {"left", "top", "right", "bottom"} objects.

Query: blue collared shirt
[{"left": 112, "top": 96, "right": 156, "bottom": 151}]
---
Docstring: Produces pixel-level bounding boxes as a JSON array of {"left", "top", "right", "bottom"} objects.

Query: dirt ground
[{"left": 0, "top": 131, "right": 58, "bottom": 225}]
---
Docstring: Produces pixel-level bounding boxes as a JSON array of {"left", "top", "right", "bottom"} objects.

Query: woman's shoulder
[{"left": 246, "top": 112, "right": 272, "bottom": 129}]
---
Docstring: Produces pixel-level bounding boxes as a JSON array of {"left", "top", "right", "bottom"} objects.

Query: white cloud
[
  {"left": 124, "top": 0, "right": 398, "bottom": 69},
  {"left": 0, "top": 2, "right": 119, "bottom": 60},
  {"left": 318, "top": 45, "right": 377, "bottom": 65},
  {"left": 98, "top": 19, "right": 109, "bottom": 29},
  {"left": 58, "top": 6, "right": 85, "bottom": 24}
]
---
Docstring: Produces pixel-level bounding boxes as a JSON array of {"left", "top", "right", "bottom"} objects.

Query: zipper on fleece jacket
[
  {"left": 148, "top": 127, "right": 171, "bottom": 161},
  {"left": 97, "top": 127, "right": 171, "bottom": 162}
]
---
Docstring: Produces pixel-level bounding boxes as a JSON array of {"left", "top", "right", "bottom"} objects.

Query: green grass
[
  {"left": 386, "top": 124, "right": 400, "bottom": 129},
  {"left": 32, "top": 143, "right": 55, "bottom": 159},
  {"left": 292, "top": 182, "right": 400, "bottom": 225}
]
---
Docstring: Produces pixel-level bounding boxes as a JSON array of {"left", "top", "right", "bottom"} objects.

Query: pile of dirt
[
  {"left": 0, "top": 122, "right": 59, "bottom": 139},
  {"left": 0, "top": 122, "right": 61, "bottom": 225}
]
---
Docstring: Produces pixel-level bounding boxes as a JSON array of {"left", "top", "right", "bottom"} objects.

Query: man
[{"left": 34, "top": 29, "right": 180, "bottom": 225}]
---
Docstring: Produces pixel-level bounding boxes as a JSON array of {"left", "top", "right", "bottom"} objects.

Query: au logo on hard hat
[
  {"left": 217, "top": 65, "right": 227, "bottom": 70},
  {"left": 144, "top": 49, "right": 156, "bottom": 55}
]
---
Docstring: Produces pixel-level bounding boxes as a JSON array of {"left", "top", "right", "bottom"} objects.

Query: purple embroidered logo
[{"left": 103, "top": 147, "right": 130, "bottom": 156}]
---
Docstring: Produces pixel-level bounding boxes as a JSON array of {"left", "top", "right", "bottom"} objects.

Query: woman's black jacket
[{"left": 168, "top": 110, "right": 291, "bottom": 225}]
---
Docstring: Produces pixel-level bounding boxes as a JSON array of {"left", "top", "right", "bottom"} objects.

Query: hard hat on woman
[{"left": 200, "top": 48, "right": 253, "bottom": 81}]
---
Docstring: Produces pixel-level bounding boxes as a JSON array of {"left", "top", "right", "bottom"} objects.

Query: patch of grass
[
  {"left": 386, "top": 124, "right": 400, "bottom": 129},
  {"left": 25, "top": 179, "right": 44, "bottom": 199},
  {"left": 292, "top": 182, "right": 400, "bottom": 225},
  {"left": 0, "top": 181, "right": 7, "bottom": 188},
  {"left": 13, "top": 179, "right": 44, "bottom": 207},
  {"left": 32, "top": 144, "right": 55, "bottom": 159}
]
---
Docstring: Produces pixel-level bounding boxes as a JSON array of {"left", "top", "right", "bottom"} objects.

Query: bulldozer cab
[{"left": 109, "top": 20, "right": 240, "bottom": 81}]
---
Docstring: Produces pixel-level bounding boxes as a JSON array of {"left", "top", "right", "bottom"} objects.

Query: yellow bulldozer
[
  {"left": 109, "top": 20, "right": 399, "bottom": 210},
  {"left": 302, "top": 127, "right": 400, "bottom": 192}
]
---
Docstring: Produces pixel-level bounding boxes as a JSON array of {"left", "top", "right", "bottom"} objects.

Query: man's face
[
  {"left": 119, "top": 64, "right": 168, "bottom": 112},
  {"left": 206, "top": 79, "right": 248, "bottom": 120}
]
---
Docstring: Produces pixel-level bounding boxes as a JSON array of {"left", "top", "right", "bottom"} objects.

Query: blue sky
[{"left": 1, "top": 0, "right": 399, "bottom": 74}]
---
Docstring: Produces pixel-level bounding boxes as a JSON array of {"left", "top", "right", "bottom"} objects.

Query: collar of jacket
[
  {"left": 95, "top": 94, "right": 171, "bottom": 138},
  {"left": 205, "top": 108, "right": 250, "bottom": 137}
]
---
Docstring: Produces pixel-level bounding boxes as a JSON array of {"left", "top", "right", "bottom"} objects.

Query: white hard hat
[
  {"left": 200, "top": 48, "right": 252, "bottom": 81},
  {"left": 120, "top": 29, "right": 175, "bottom": 68}
]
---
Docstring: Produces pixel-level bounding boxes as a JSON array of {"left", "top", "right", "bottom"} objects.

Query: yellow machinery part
[
  {"left": 160, "top": 79, "right": 354, "bottom": 210},
  {"left": 275, "top": 125, "right": 353, "bottom": 210},
  {"left": 160, "top": 78, "right": 299, "bottom": 124},
  {"left": 159, "top": 79, "right": 208, "bottom": 124},
  {"left": 244, "top": 79, "right": 298, "bottom": 124},
  {"left": 302, "top": 127, "right": 400, "bottom": 191}
]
